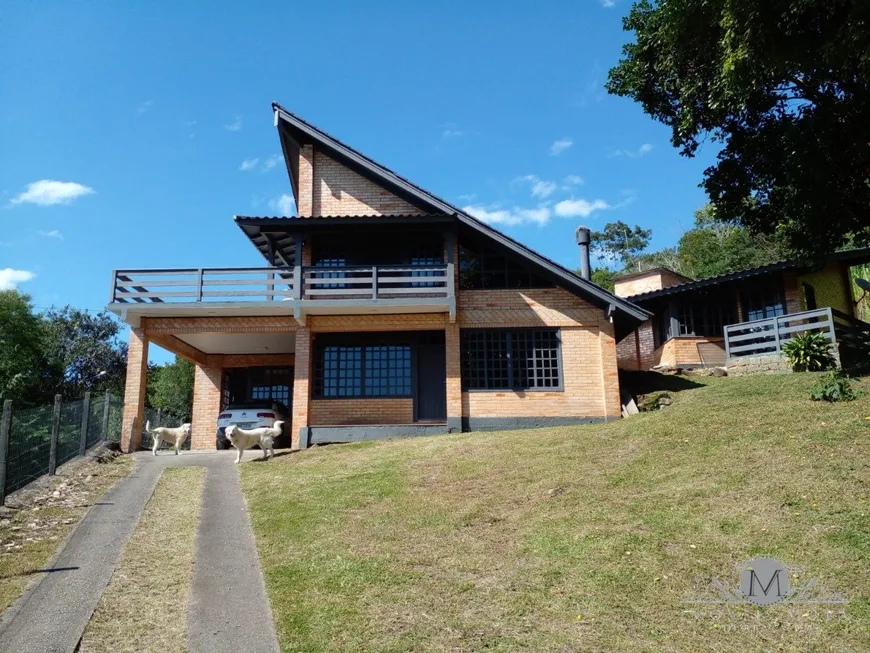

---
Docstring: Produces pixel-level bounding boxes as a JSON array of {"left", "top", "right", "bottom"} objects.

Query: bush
[
  {"left": 782, "top": 331, "right": 835, "bottom": 372},
  {"left": 810, "top": 371, "right": 859, "bottom": 402}
]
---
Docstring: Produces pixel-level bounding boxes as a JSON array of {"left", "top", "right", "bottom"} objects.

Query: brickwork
[
  {"left": 121, "top": 328, "right": 149, "bottom": 453},
  {"left": 445, "top": 323, "right": 462, "bottom": 424},
  {"left": 457, "top": 288, "right": 600, "bottom": 327},
  {"left": 191, "top": 364, "right": 222, "bottom": 450},
  {"left": 598, "top": 318, "right": 621, "bottom": 418},
  {"left": 650, "top": 336, "right": 725, "bottom": 368},
  {"left": 783, "top": 271, "right": 802, "bottom": 315},
  {"left": 217, "top": 353, "right": 295, "bottom": 368},
  {"left": 614, "top": 269, "right": 688, "bottom": 298},
  {"left": 309, "top": 313, "right": 448, "bottom": 333},
  {"left": 310, "top": 398, "right": 414, "bottom": 425},
  {"left": 311, "top": 150, "right": 423, "bottom": 216},
  {"left": 616, "top": 329, "right": 641, "bottom": 371},
  {"left": 462, "top": 326, "right": 607, "bottom": 418},
  {"left": 297, "top": 144, "right": 314, "bottom": 216},
  {"left": 291, "top": 328, "right": 312, "bottom": 449}
]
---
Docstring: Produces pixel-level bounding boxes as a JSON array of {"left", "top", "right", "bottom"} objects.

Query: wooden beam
[
  {"left": 209, "top": 353, "right": 296, "bottom": 368},
  {"left": 147, "top": 332, "right": 209, "bottom": 366}
]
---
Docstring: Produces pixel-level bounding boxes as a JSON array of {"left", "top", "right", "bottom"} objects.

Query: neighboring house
[
  {"left": 613, "top": 251, "right": 870, "bottom": 371},
  {"left": 109, "top": 103, "right": 650, "bottom": 452}
]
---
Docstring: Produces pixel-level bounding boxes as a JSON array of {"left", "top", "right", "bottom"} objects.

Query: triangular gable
[{"left": 273, "top": 102, "right": 651, "bottom": 329}]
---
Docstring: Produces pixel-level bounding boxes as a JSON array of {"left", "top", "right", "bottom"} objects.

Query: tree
[
  {"left": 607, "top": 0, "right": 870, "bottom": 258},
  {"left": 41, "top": 307, "right": 127, "bottom": 400},
  {"left": 147, "top": 357, "right": 195, "bottom": 421},
  {"left": 674, "top": 205, "right": 789, "bottom": 279},
  {"left": 590, "top": 221, "right": 652, "bottom": 271},
  {"left": 590, "top": 267, "right": 618, "bottom": 292},
  {"left": 0, "top": 291, "right": 48, "bottom": 407}
]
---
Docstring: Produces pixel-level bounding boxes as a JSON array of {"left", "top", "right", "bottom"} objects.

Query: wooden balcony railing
[
  {"left": 111, "top": 268, "right": 295, "bottom": 304},
  {"left": 110, "top": 264, "right": 452, "bottom": 305},
  {"left": 301, "top": 265, "right": 450, "bottom": 300},
  {"left": 723, "top": 307, "right": 836, "bottom": 360}
]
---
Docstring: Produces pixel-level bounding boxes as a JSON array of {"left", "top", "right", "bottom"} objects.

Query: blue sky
[{"left": 1, "top": 1, "right": 715, "bottom": 362}]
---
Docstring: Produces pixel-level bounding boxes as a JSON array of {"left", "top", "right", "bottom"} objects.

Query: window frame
[
  {"left": 460, "top": 328, "right": 564, "bottom": 392},
  {"left": 313, "top": 336, "right": 414, "bottom": 400}
]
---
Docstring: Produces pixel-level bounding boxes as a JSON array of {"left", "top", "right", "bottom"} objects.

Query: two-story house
[{"left": 109, "top": 103, "right": 650, "bottom": 452}]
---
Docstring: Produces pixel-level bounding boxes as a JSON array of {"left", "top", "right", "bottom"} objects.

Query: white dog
[
  {"left": 145, "top": 421, "right": 191, "bottom": 456},
  {"left": 224, "top": 421, "right": 283, "bottom": 464}
]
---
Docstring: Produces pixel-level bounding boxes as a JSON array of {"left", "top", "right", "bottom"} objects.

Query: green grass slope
[{"left": 241, "top": 373, "right": 870, "bottom": 653}]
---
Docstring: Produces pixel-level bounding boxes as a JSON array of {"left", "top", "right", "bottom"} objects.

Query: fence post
[
  {"left": 78, "top": 392, "right": 92, "bottom": 457},
  {"left": 772, "top": 315, "right": 782, "bottom": 353},
  {"left": 101, "top": 390, "right": 111, "bottom": 442},
  {"left": 48, "top": 394, "right": 62, "bottom": 476},
  {"left": 372, "top": 265, "right": 378, "bottom": 300},
  {"left": 0, "top": 400, "right": 12, "bottom": 506}
]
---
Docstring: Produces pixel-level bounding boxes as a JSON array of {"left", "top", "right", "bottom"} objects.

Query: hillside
[{"left": 241, "top": 373, "right": 870, "bottom": 653}]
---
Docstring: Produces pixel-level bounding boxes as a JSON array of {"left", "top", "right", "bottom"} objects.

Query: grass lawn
[
  {"left": 79, "top": 466, "right": 205, "bottom": 653},
  {"left": 242, "top": 372, "right": 870, "bottom": 652},
  {"left": 0, "top": 454, "right": 132, "bottom": 613}
]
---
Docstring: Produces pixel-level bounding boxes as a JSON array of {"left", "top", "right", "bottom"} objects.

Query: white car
[{"left": 216, "top": 401, "right": 289, "bottom": 449}]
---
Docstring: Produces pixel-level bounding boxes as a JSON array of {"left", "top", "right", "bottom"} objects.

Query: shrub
[
  {"left": 782, "top": 331, "right": 835, "bottom": 372},
  {"left": 810, "top": 371, "right": 859, "bottom": 402}
]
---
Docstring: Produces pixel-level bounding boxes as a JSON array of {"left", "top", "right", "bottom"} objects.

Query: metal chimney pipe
[{"left": 575, "top": 226, "right": 591, "bottom": 280}]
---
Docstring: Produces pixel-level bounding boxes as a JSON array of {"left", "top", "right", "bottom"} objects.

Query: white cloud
[
  {"left": 262, "top": 154, "right": 281, "bottom": 171},
  {"left": 269, "top": 194, "right": 296, "bottom": 216},
  {"left": 549, "top": 138, "right": 574, "bottom": 156},
  {"left": 610, "top": 143, "right": 654, "bottom": 159},
  {"left": 602, "top": 0, "right": 616, "bottom": 7},
  {"left": 224, "top": 116, "right": 243, "bottom": 132},
  {"left": 38, "top": 229, "right": 63, "bottom": 240},
  {"left": 553, "top": 198, "right": 611, "bottom": 218},
  {"left": 239, "top": 158, "right": 260, "bottom": 171},
  {"left": 564, "top": 175, "right": 585, "bottom": 186},
  {"left": 136, "top": 100, "right": 153, "bottom": 116},
  {"left": 518, "top": 175, "right": 558, "bottom": 199},
  {"left": 10, "top": 180, "right": 95, "bottom": 207},
  {"left": 0, "top": 269, "right": 35, "bottom": 290},
  {"left": 463, "top": 204, "right": 552, "bottom": 227},
  {"left": 442, "top": 129, "right": 463, "bottom": 138}
]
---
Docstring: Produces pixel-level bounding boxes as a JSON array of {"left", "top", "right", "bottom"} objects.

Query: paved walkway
[{"left": 0, "top": 451, "right": 280, "bottom": 653}]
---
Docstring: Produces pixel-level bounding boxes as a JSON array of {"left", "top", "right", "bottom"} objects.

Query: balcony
[
  {"left": 109, "top": 264, "right": 455, "bottom": 324},
  {"left": 723, "top": 308, "right": 836, "bottom": 360}
]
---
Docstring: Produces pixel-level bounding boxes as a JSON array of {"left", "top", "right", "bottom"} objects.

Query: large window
[
  {"left": 459, "top": 240, "right": 554, "bottom": 290},
  {"left": 742, "top": 282, "right": 786, "bottom": 321},
  {"left": 460, "top": 329, "right": 562, "bottom": 391},
  {"left": 313, "top": 337, "right": 412, "bottom": 398}
]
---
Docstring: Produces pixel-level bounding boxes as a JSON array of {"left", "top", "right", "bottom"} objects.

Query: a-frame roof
[{"left": 271, "top": 102, "right": 651, "bottom": 331}]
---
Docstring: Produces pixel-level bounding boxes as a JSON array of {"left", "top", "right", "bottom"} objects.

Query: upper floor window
[{"left": 459, "top": 241, "right": 554, "bottom": 290}]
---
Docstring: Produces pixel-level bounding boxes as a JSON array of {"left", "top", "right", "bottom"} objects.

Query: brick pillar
[
  {"left": 783, "top": 271, "right": 802, "bottom": 314},
  {"left": 191, "top": 364, "right": 222, "bottom": 450},
  {"left": 121, "top": 328, "right": 149, "bottom": 453},
  {"left": 599, "top": 318, "right": 621, "bottom": 420},
  {"left": 298, "top": 144, "right": 314, "bottom": 217},
  {"left": 445, "top": 323, "right": 462, "bottom": 432},
  {"left": 291, "top": 327, "right": 312, "bottom": 449}
]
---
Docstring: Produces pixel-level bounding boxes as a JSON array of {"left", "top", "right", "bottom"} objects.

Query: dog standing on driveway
[
  {"left": 224, "top": 421, "right": 283, "bottom": 464},
  {"left": 145, "top": 421, "right": 191, "bottom": 456}
]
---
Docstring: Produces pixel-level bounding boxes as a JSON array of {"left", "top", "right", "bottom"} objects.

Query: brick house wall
[
  {"left": 614, "top": 269, "right": 688, "bottom": 298},
  {"left": 457, "top": 288, "right": 619, "bottom": 422},
  {"left": 310, "top": 399, "right": 414, "bottom": 425}
]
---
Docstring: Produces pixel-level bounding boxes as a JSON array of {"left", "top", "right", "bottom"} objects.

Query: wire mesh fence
[{"left": 0, "top": 391, "right": 125, "bottom": 503}]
